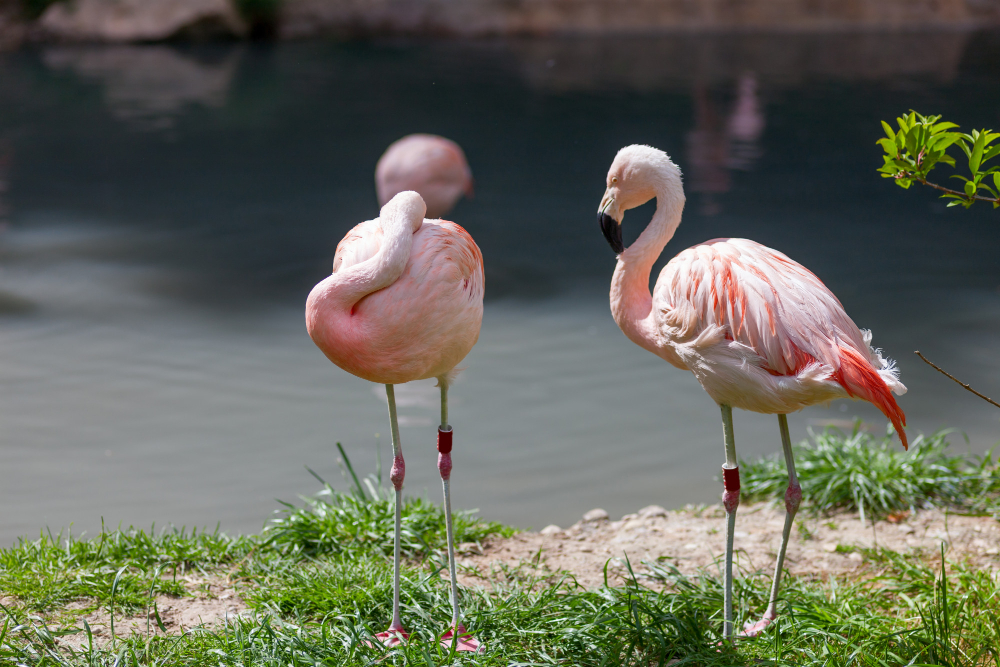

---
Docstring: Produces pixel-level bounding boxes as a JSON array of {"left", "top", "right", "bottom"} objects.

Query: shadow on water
[{"left": 0, "top": 32, "right": 998, "bottom": 541}]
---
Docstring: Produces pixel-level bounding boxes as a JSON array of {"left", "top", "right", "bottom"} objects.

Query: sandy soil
[
  {"left": 52, "top": 574, "right": 247, "bottom": 650},
  {"left": 456, "top": 503, "right": 1000, "bottom": 590}
]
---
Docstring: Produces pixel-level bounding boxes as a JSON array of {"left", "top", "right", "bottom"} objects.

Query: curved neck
[
  {"left": 610, "top": 188, "right": 684, "bottom": 353},
  {"left": 325, "top": 208, "right": 418, "bottom": 309}
]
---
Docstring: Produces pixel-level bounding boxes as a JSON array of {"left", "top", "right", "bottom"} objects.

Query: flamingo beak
[{"left": 598, "top": 196, "right": 624, "bottom": 254}]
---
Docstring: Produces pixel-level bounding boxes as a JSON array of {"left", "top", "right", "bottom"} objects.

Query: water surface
[{"left": 1, "top": 33, "right": 999, "bottom": 544}]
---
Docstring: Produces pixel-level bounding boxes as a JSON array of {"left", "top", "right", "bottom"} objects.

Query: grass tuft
[{"left": 740, "top": 424, "right": 1000, "bottom": 522}]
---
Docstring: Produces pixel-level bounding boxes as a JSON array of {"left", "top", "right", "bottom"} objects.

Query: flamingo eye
[{"left": 611, "top": 177, "right": 618, "bottom": 184}]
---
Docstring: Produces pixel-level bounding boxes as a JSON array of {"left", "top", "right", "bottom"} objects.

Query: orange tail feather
[{"left": 835, "top": 345, "right": 908, "bottom": 450}]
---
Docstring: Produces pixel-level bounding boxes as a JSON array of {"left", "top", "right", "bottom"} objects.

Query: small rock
[
  {"left": 540, "top": 525, "right": 562, "bottom": 536},
  {"left": 457, "top": 542, "right": 483, "bottom": 555},
  {"left": 684, "top": 543, "right": 698, "bottom": 550},
  {"left": 638, "top": 504, "right": 667, "bottom": 519},
  {"left": 621, "top": 513, "right": 639, "bottom": 522},
  {"left": 579, "top": 546, "right": 593, "bottom": 553},
  {"left": 822, "top": 543, "right": 838, "bottom": 553},
  {"left": 898, "top": 524, "right": 915, "bottom": 535},
  {"left": 583, "top": 508, "right": 609, "bottom": 522},
  {"left": 986, "top": 547, "right": 1000, "bottom": 556},
  {"left": 848, "top": 552, "right": 863, "bottom": 562}
]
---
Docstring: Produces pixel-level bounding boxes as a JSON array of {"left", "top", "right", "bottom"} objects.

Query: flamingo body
[
  {"left": 375, "top": 134, "right": 473, "bottom": 219},
  {"left": 307, "top": 217, "right": 483, "bottom": 385},
  {"left": 641, "top": 238, "right": 906, "bottom": 444}
]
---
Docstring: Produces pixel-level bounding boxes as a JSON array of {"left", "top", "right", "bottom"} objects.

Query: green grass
[
  {"left": 740, "top": 425, "right": 1000, "bottom": 523},
  {"left": 0, "top": 437, "right": 997, "bottom": 665}
]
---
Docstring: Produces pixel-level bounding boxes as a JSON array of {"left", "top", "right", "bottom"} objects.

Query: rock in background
[
  {"left": 277, "top": 0, "right": 1000, "bottom": 38},
  {"left": 38, "top": 0, "right": 246, "bottom": 42}
]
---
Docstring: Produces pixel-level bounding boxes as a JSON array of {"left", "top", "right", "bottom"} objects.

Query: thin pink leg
[
  {"left": 437, "top": 382, "right": 483, "bottom": 653},
  {"left": 743, "top": 413, "right": 800, "bottom": 637},
  {"left": 371, "top": 384, "right": 410, "bottom": 647}
]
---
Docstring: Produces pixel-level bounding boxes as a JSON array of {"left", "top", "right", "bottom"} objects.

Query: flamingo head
[
  {"left": 380, "top": 190, "right": 427, "bottom": 233},
  {"left": 598, "top": 144, "right": 683, "bottom": 254}
]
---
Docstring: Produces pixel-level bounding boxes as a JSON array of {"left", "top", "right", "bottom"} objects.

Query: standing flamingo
[
  {"left": 597, "top": 145, "right": 907, "bottom": 639},
  {"left": 375, "top": 134, "right": 474, "bottom": 219},
  {"left": 306, "top": 191, "right": 485, "bottom": 652}
]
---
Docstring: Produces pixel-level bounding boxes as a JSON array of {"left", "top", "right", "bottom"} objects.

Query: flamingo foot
[
  {"left": 440, "top": 624, "right": 483, "bottom": 653},
  {"left": 740, "top": 611, "right": 776, "bottom": 637},
  {"left": 367, "top": 623, "right": 410, "bottom": 648}
]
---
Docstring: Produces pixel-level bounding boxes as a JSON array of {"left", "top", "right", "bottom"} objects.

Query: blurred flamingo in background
[
  {"left": 306, "top": 191, "right": 485, "bottom": 652},
  {"left": 376, "top": 134, "right": 474, "bottom": 219},
  {"left": 597, "top": 145, "right": 907, "bottom": 639}
]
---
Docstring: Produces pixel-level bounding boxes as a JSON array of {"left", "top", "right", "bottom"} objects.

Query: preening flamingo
[
  {"left": 306, "top": 191, "right": 485, "bottom": 651},
  {"left": 597, "top": 145, "right": 907, "bottom": 639},
  {"left": 375, "top": 134, "right": 474, "bottom": 219}
]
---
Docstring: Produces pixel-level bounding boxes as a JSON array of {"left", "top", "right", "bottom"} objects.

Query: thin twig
[
  {"left": 916, "top": 178, "right": 1000, "bottom": 203},
  {"left": 915, "top": 351, "right": 1000, "bottom": 409}
]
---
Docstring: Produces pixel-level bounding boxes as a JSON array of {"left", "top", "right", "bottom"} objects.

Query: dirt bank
[{"left": 457, "top": 503, "right": 1000, "bottom": 589}]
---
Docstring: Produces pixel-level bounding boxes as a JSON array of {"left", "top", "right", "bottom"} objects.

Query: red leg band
[
  {"left": 722, "top": 465, "right": 740, "bottom": 514},
  {"left": 437, "top": 427, "right": 453, "bottom": 480},
  {"left": 437, "top": 427, "right": 453, "bottom": 454},
  {"left": 723, "top": 466, "right": 741, "bottom": 491}
]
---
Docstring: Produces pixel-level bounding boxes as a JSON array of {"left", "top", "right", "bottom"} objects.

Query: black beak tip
[{"left": 599, "top": 211, "right": 624, "bottom": 254}]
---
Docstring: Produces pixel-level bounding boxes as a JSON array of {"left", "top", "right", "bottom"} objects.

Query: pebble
[
  {"left": 638, "top": 504, "right": 668, "bottom": 518},
  {"left": 583, "top": 508, "right": 609, "bottom": 522},
  {"left": 898, "top": 524, "right": 915, "bottom": 535},
  {"left": 822, "top": 543, "right": 838, "bottom": 553},
  {"left": 540, "top": 525, "right": 562, "bottom": 536}
]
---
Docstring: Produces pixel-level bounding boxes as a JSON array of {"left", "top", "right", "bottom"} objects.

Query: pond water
[{"left": 1, "top": 33, "right": 999, "bottom": 545}]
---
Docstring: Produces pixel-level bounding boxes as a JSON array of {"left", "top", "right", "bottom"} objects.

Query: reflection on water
[
  {"left": 42, "top": 46, "right": 239, "bottom": 130},
  {"left": 0, "top": 35, "right": 998, "bottom": 544}
]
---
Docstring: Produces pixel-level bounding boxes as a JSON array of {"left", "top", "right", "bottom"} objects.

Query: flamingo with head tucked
[
  {"left": 597, "top": 145, "right": 907, "bottom": 639},
  {"left": 376, "top": 134, "right": 473, "bottom": 219},
  {"left": 306, "top": 191, "right": 485, "bottom": 652}
]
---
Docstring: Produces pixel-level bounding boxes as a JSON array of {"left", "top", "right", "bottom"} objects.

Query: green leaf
[
  {"left": 969, "top": 131, "right": 987, "bottom": 173},
  {"left": 930, "top": 122, "right": 959, "bottom": 133},
  {"left": 994, "top": 171, "right": 1000, "bottom": 192},
  {"left": 964, "top": 181, "right": 976, "bottom": 196},
  {"left": 982, "top": 145, "right": 1000, "bottom": 164},
  {"left": 877, "top": 138, "right": 896, "bottom": 152},
  {"left": 881, "top": 121, "right": 896, "bottom": 141}
]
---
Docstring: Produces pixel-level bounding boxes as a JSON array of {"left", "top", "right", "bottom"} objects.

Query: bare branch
[
  {"left": 915, "top": 351, "right": 1000, "bottom": 409},
  {"left": 916, "top": 178, "right": 1000, "bottom": 204}
]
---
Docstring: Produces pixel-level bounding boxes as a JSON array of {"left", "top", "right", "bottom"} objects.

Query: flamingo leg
[
  {"left": 374, "top": 384, "right": 409, "bottom": 646},
  {"left": 436, "top": 382, "right": 482, "bottom": 653},
  {"left": 743, "top": 413, "right": 801, "bottom": 637},
  {"left": 720, "top": 403, "right": 740, "bottom": 640}
]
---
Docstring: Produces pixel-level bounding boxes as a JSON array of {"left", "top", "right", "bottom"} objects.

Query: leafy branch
[{"left": 877, "top": 111, "right": 1000, "bottom": 209}]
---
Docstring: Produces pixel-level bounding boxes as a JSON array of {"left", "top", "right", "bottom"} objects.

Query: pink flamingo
[
  {"left": 306, "top": 191, "right": 485, "bottom": 652},
  {"left": 375, "top": 134, "right": 474, "bottom": 219},
  {"left": 597, "top": 145, "right": 907, "bottom": 639}
]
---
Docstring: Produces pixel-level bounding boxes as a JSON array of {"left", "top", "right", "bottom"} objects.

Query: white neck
[
  {"left": 327, "top": 195, "right": 424, "bottom": 308},
  {"left": 609, "top": 181, "right": 685, "bottom": 354}
]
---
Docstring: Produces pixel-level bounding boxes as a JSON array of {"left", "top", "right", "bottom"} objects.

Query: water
[{"left": 1, "top": 34, "right": 999, "bottom": 545}]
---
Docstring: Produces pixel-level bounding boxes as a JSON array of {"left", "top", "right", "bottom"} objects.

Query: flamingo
[
  {"left": 596, "top": 145, "right": 907, "bottom": 639},
  {"left": 306, "top": 191, "right": 485, "bottom": 652},
  {"left": 375, "top": 134, "right": 474, "bottom": 219}
]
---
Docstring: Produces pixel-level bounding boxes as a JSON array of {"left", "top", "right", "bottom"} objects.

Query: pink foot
[
  {"left": 741, "top": 612, "right": 776, "bottom": 637},
  {"left": 365, "top": 624, "right": 410, "bottom": 648},
  {"left": 440, "top": 625, "right": 483, "bottom": 653}
]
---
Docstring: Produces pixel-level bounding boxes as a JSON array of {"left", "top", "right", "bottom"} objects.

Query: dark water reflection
[{"left": 0, "top": 33, "right": 998, "bottom": 543}]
